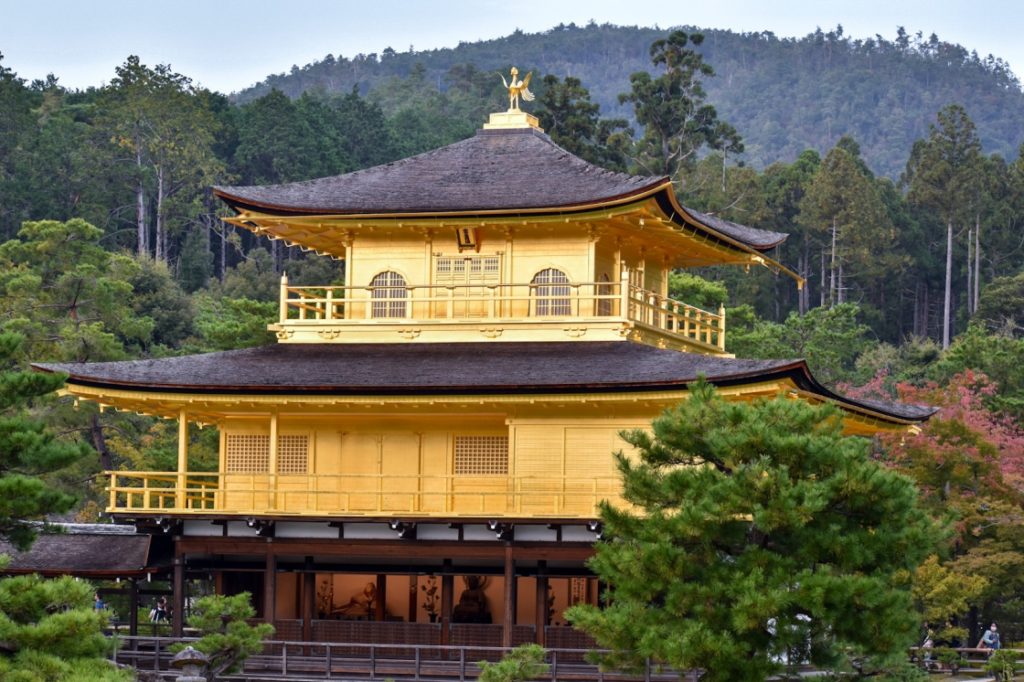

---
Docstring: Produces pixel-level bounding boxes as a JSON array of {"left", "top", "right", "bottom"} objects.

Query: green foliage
[
  {"left": 728, "top": 303, "right": 871, "bottom": 384},
  {"left": 535, "top": 75, "right": 630, "bottom": 172},
  {"left": 620, "top": 31, "right": 742, "bottom": 180},
  {"left": 127, "top": 256, "right": 195, "bottom": 348},
  {"left": 214, "top": 247, "right": 278, "bottom": 302},
  {"left": 0, "top": 573, "right": 128, "bottom": 681},
  {"left": 192, "top": 294, "right": 276, "bottom": 351},
  {"left": 566, "top": 381, "right": 939, "bottom": 681},
  {"left": 975, "top": 271, "right": 1024, "bottom": 334},
  {"left": 935, "top": 647, "right": 963, "bottom": 672},
  {"left": 933, "top": 325, "right": 1024, "bottom": 419},
  {"left": 876, "top": 661, "right": 930, "bottom": 682},
  {"left": 986, "top": 649, "right": 1019, "bottom": 681},
  {"left": 0, "top": 218, "right": 152, "bottom": 361},
  {"left": 0, "top": 332, "right": 90, "bottom": 550},
  {"left": 668, "top": 272, "right": 728, "bottom": 310},
  {"left": 181, "top": 592, "right": 274, "bottom": 681},
  {"left": 477, "top": 644, "right": 550, "bottom": 682},
  {"left": 912, "top": 555, "right": 986, "bottom": 642}
]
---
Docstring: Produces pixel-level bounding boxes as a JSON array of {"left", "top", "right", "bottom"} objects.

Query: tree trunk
[
  {"left": 829, "top": 217, "right": 837, "bottom": 308},
  {"left": 155, "top": 165, "right": 164, "bottom": 262},
  {"left": 837, "top": 261, "right": 845, "bottom": 304},
  {"left": 220, "top": 225, "right": 227, "bottom": 282},
  {"left": 943, "top": 219, "right": 953, "bottom": 349},
  {"left": 923, "top": 283, "right": 930, "bottom": 340},
  {"left": 819, "top": 249, "right": 826, "bottom": 308},
  {"left": 966, "top": 225, "right": 973, "bottom": 316},
  {"left": 974, "top": 216, "right": 981, "bottom": 313},
  {"left": 135, "top": 149, "right": 147, "bottom": 257},
  {"left": 90, "top": 413, "right": 114, "bottom": 472},
  {"left": 913, "top": 282, "right": 920, "bottom": 337}
]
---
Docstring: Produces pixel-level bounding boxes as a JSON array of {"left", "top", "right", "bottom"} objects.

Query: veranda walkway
[{"left": 112, "top": 636, "right": 694, "bottom": 681}]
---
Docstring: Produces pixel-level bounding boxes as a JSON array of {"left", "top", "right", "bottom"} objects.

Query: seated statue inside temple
[
  {"left": 333, "top": 582, "right": 376, "bottom": 620},
  {"left": 452, "top": 575, "right": 491, "bottom": 624}
]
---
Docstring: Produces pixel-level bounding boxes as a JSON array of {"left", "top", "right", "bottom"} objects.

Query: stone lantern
[{"left": 170, "top": 645, "right": 208, "bottom": 682}]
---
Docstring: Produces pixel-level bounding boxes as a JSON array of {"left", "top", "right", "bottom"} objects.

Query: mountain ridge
[{"left": 233, "top": 23, "right": 1024, "bottom": 177}]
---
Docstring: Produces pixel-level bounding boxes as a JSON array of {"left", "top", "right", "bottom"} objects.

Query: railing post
[
  {"left": 718, "top": 304, "right": 727, "bottom": 351},
  {"left": 325, "top": 289, "right": 333, "bottom": 321},
  {"left": 108, "top": 473, "right": 116, "bottom": 511},
  {"left": 279, "top": 273, "right": 289, "bottom": 324},
  {"left": 620, "top": 270, "right": 630, "bottom": 319}
]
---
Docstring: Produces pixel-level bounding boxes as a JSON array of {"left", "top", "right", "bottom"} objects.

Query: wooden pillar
[
  {"left": 268, "top": 413, "right": 278, "bottom": 510},
  {"left": 440, "top": 570, "right": 454, "bottom": 646},
  {"left": 302, "top": 566, "right": 315, "bottom": 643},
  {"left": 374, "top": 574, "right": 387, "bottom": 621},
  {"left": 534, "top": 562, "right": 548, "bottom": 646},
  {"left": 502, "top": 544, "right": 516, "bottom": 648},
  {"left": 172, "top": 556, "right": 185, "bottom": 637},
  {"left": 279, "top": 273, "right": 289, "bottom": 324},
  {"left": 264, "top": 551, "right": 276, "bottom": 624},
  {"left": 128, "top": 578, "right": 139, "bottom": 637},
  {"left": 176, "top": 409, "right": 188, "bottom": 509},
  {"left": 408, "top": 575, "right": 418, "bottom": 623}
]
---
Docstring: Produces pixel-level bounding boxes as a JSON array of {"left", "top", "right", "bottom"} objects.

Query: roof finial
[{"left": 500, "top": 66, "right": 534, "bottom": 112}]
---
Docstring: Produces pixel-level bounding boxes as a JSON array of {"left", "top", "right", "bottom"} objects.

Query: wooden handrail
[{"left": 105, "top": 471, "right": 624, "bottom": 518}]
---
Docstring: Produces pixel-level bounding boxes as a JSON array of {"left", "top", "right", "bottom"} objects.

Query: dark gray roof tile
[{"left": 35, "top": 342, "right": 933, "bottom": 422}]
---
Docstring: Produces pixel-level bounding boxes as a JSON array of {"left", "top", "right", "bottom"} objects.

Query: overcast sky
[{"left": 1, "top": 0, "right": 1020, "bottom": 94}]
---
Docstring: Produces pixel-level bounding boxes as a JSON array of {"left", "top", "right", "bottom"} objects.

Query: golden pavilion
[{"left": 34, "top": 103, "right": 931, "bottom": 654}]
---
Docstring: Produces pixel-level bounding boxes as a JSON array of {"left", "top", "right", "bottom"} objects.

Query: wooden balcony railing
[
  {"left": 106, "top": 471, "right": 624, "bottom": 518},
  {"left": 277, "top": 273, "right": 726, "bottom": 351}
]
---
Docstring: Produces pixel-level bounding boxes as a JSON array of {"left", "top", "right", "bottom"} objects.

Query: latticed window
[
  {"left": 435, "top": 256, "right": 501, "bottom": 284},
  {"left": 597, "top": 273, "right": 613, "bottom": 316},
  {"left": 532, "top": 268, "right": 571, "bottom": 316},
  {"left": 225, "top": 434, "right": 309, "bottom": 474},
  {"left": 277, "top": 435, "right": 310, "bottom": 474},
  {"left": 454, "top": 435, "right": 509, "bottom": 475},
  {"left": 370, "top": 271, "right": 407, "bottom": 318},
  {"left": 225, "top": 435, "right": 270, "bottom": 473}
]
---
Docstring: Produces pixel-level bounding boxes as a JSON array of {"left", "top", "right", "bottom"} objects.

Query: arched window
[
  {"left": 597, "top": 273, "right": 613, "bottom": 316},
  {"left": 532, "top": 268, "right": 571, "bottom": 316},
  {"left": 370, "top": 271, "right": 407, "bottom": 318}
]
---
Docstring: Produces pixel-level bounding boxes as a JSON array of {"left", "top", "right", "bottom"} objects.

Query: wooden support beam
[
  {"left": 502, "top": 544, "right": 516, "bottom": 648},
  {"left": 534, "top": 562, "right": 548, "bottom": 647},
  {"left": 440, "top": 569, "right": 454, "bottom": 646},
  {"left": 174, "top": 536, "right": 595, "bottom": 564},
  {"left": 172, "top": 557, "right": 184, "bottom": 638},
  {"left": 407, "top": 575, "right": 418, "bottom": 623},
  {"left": 302, "top": 568, "right": 315, "bottom": 643},
  {"left": 375, "top": 573, "right": 387, "bottom": 621},
  {"left": 264, "top": 551, "right": 276, "bottom": 623}
]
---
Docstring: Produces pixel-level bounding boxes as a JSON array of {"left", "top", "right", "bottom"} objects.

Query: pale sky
[{"left": 1, "top": 0, "right": 1021, "bottom": 93}]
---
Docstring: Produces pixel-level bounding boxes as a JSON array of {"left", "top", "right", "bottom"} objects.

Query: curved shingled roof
[
  {"left": 214, "top": 127, "right": 787, "bottom": 251},
  {"left": 35, "top": 342, "right": 934, "bottom": 422}
]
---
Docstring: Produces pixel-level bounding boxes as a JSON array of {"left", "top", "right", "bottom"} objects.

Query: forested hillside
[{"left": 236, "top": 23, "right": 1024, "bottom": 178}]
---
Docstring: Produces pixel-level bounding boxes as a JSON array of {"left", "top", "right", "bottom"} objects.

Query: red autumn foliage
[{"left": 847, "top": 369, "right": 1024, "bottom": 499}]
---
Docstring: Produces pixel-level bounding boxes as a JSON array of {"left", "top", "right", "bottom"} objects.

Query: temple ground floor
[{"left": 163, "top": 518, "right": 604, "bottom": 653}]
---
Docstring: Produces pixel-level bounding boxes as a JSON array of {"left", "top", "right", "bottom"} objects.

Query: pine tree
[
  {"left": 620, "top": 31, "right": 743, "bottom": 181},
  {"left": 0, "top": 572, "right": 129, "bottom": 680},
  {"left": 0, "top": 332, "right": 90, "bottom": 550},
  {"left": 567, "top": 381, "right": 939, "bottom": 681}
]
